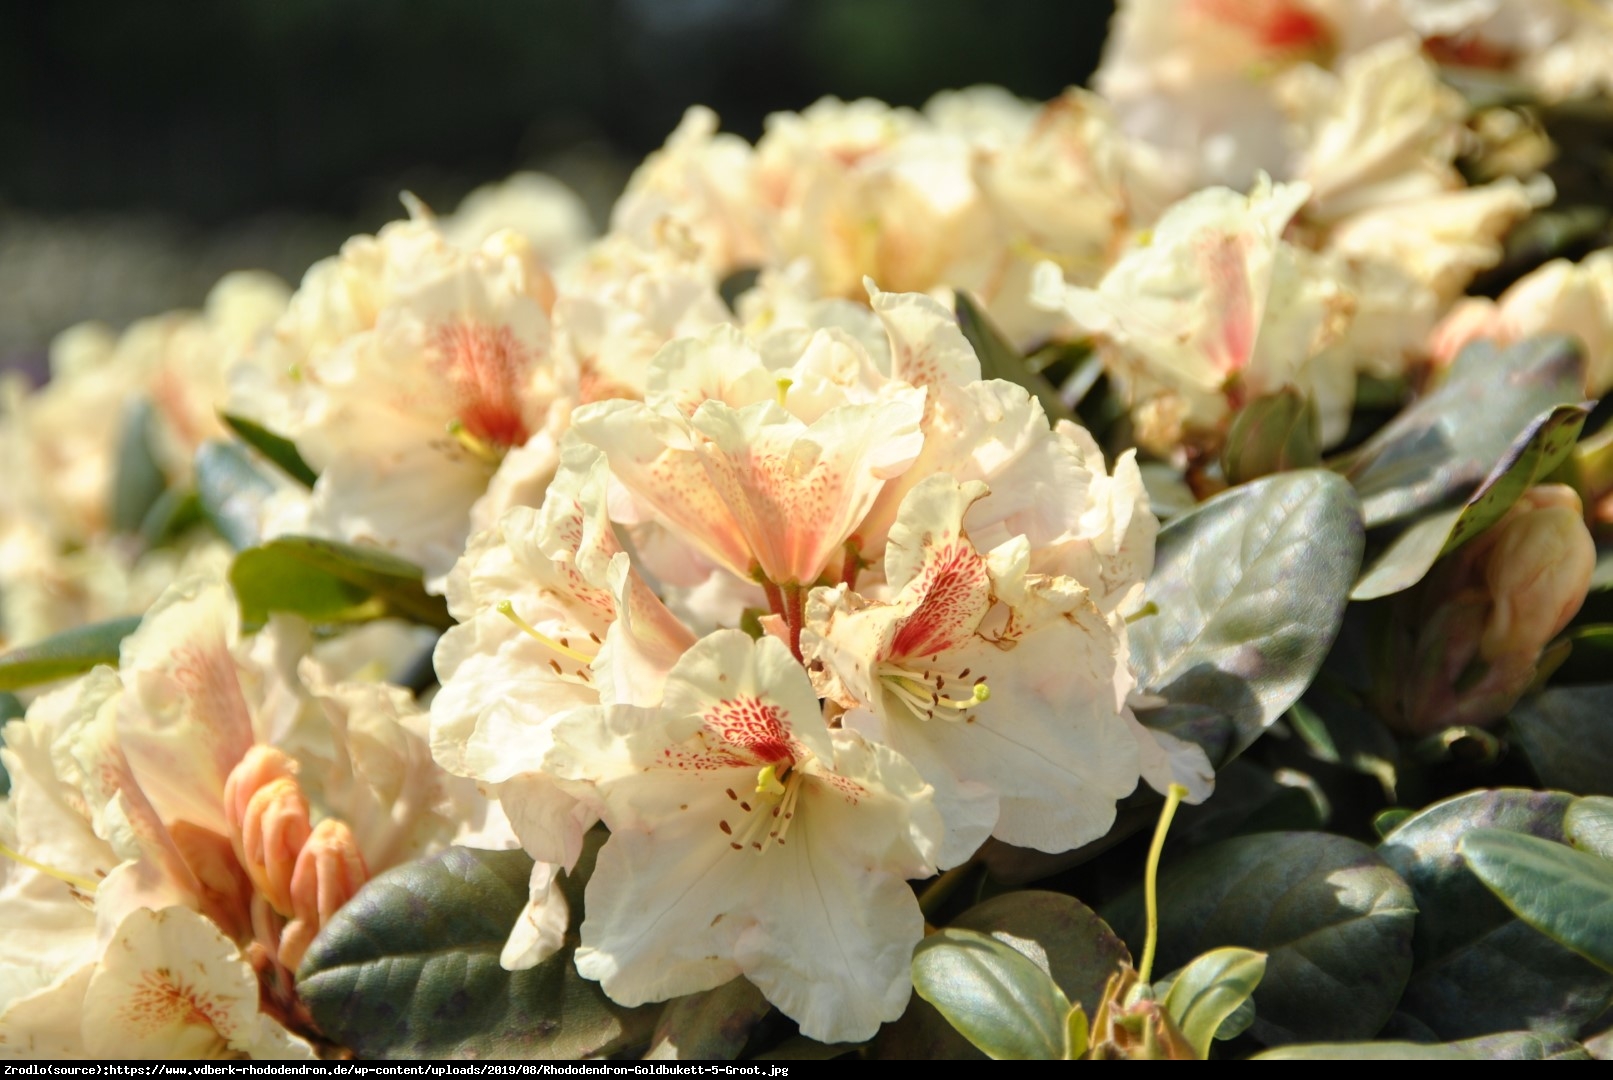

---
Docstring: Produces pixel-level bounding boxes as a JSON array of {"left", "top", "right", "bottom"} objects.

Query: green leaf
[
  {"left": 1158, "top": 947, "right": 1267, "bottom": 1059},
  {"left": 229, "top": 536, "right": 452, "bottom": 631},
  {"left": 1129, "top": 470, "right": 1364, "bottom": 761},
  {"left": 1256, "top": 1031, "right": 1593, "bottom": 1060},
  {"left": 1065, "top": 1006, "right": 1089, "bottom": 1059},
  {"left": 1103, "top": 832, "right": 1415, "bottom": 1044},
  {"left": 194, "top": 439, "right": 276, "bottom": 550},
  {"left": 911, "top": 928, "right": 1072, "bottom": 1060},
  {"left": 1460, "top": 828, "right": 1613, "bottom": 974},
  {"left": 1287, "top": 692, "right": 1398, "bottom": 799},
  {"left": 1378, "top": 788, "right": 1613, "bottom": 1038},
  {"left": 645, "top": 977, "right": 770, "bottom": 1061},
  {"left": 220, "top": 412, "right": 318, "bottom": 487},
  {"left": 1566, "top": 797, "right": 1613, "bottom": 861},
  {"left": 1221, "top": 388, "right": 1321, "bottom": 486},
  {"left": 0, "top": 693, "right": 18, "bottom": 796},
  {"left": 950, "top": 891, "right": 1132, "bottom": 1017},
  {"left": 0, "top": 616, "right": 143, "bottom": 692},
  {"left": 138, "top": 486, "right": 203, "bottom": 549},
  {"left": 1539, "top": 625, "right": 1613, "bottom": 685},
  {"left": 298, "top": 838, "right": 657, "bottom": 1060},
  {"left": 954, "top": 292, "right": 1075, "bottom": 424},
  {"left": 1351, "top": 402, "right": 1587, "bottom": 600},
  {"left": 1509, "top": 685, "right": 1613, "bottom": 796},
  {"left": 1340, "top": 336, "right": 1586, "bottom": 527},
  {"left": 110, "top": 398, "right": 170, "bottom": 534}
]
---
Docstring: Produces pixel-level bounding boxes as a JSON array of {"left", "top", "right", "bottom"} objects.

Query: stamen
[
  {"left": 775, "top": 376, "right": 794, "bottom": 408},
  {"left": 0, "top": 841, "right": 100, "bottom": 893},
  {"left": 496, "top": 601, "right": 594, "bottom": 664},
  {"left": 447, "top": 419, "right": 504, "bottom": 466}
]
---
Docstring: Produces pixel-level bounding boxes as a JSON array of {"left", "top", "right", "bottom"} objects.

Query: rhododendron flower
[
  {"left": 541, "top": 630, "right": 943, "bottom": 1044},
  {"left": 1031, "top": 176, "right": 1355, "bottom": 453},
  {"left": 806, "top": 475, "right": 1141, "bottom": 862},
  {"left": 0, "top": 558, "right": 491, "bottom": 1057}
]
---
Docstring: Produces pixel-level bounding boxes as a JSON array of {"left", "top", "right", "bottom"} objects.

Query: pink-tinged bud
[
  {"left": 1479, "top": 485, "right": 1595, "bottom": 663},
  {"left": 1381, "top": 485, "right": 1594, "bottom": 735},
  {"left": 236, "top": 776, "right": 312, "bottom": 917},
  {"left": 277, "top": 818, "right": 368, "bottom": 972}
]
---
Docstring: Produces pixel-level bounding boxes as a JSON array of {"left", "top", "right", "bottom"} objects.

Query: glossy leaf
[
  {"left": 1221, "top": 388, "right": 1321, "bottom": 486},
  {"left": 911, "top": 928, "right": 1072, "bottom": 1060},
  {"left": 1567, "top": 797, "right": 1613, "bottom": 861},
  {"left": 1509, "top": 685, "right": 1613, "bottom": 797},
  {"left": 220, "top": 412, "right": 319, "bottom": 487},
  {"left": 1352, "top": 402, "right": 1587, "bottom": 599},
  {"left": 951, "top": 891, "right": 1132, "bottom": 1017},
  {"left": 0, "top": 616, "right": 142, "bottom": 692},
  {"left": 110, "top": 398, "right": 170, "bottom": 534},
  {"left": 1341, "top": 336, "right": 1586, "bottom": 527},
  {"left": 138, "top": 487, "right": 203, "bottom": 549},
  {"left": 955, "top": 292, "right": 1075, "bottom": 424},
  {"left": 230, "top": 535, "right": 452, "bottom": 631},
  {"left": 645, "top": 977, "right": 770, "bottom": 1061},
  {"left": 1460, "top": 828, "right": 1613, "bottom": 974},
  {"left": 194, "top": 439, "right": 276, "bottom": 550},
  {"left": 1158, "top": 947, "right": 1267, "bottom": 1059},
  {"left": 1104, "top": 832, "right": 1415, "bottom": 1044},
  {"left": 1379, "top": 789, "right": 1613, "bottom": 1038},
  {"left": 298, "top": 840, "right": 657, "bottom": 1060},
  {"left": 1129, "top": 470, "right": 1364, "bottom": 761}
]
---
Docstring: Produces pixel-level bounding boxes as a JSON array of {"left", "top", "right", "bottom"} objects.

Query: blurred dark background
[{"left": 0, "top": 0, "right": 1114, "bottom": 366}]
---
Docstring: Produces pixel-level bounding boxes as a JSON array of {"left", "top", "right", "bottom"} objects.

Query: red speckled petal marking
[
  {"left": 116, "top": 968, "right": 234, "bottom": 1042},
  {"left": 890, "top": 540, "right": 991, "bottom": 661},
  {"left": 431, "top": 320, "right": 534, "bottom": 447},
  {"left": 703, "top": 694, "right": 797, "bottom": 766}
]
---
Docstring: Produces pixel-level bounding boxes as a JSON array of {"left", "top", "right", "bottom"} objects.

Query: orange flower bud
[
  {"left": 277, "top": 818, "right": 368, "bottom": 972},
  {"left": 236, "top": 776, "right": 311, "bottom": 917},
  {"left": 1479, "top": 485, "right": 1595, "bottom": 664}
]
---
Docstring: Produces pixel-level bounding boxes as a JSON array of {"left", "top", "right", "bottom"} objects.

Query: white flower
[{"left": 542, "top": 630, "right": 943, "bottom": 1044}]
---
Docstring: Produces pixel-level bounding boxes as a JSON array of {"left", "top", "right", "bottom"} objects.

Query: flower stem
[
  {"left": 1138, "top": 783, "right": 1188, "bottom": 987},
  {"left": 782, "top": 582, "right": 807, "bottom": 663}
]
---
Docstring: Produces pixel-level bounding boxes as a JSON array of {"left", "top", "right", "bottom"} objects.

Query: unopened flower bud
[
  {"left": 1426, "top": 298, "right": 1502, "bottom": 368},
  {"left": 1479, "top": 485, "right": 1594, "bottom": 663},
  {"left": 229, "top": 769, "right": 312, "bottom": 917},
  {"left": 1382, "top": 484, "right": 1594, "bottom": 735},
  {"left": 277, "top": 818, "right": 368, "bottom": 972},
  {"left": 224, "top": 746, "right": 299, "bottom": 837}
]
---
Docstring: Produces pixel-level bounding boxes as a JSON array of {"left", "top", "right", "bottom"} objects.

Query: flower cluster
[{"left": 4, "top": 0, "right": 1613, "bottom": 1060}]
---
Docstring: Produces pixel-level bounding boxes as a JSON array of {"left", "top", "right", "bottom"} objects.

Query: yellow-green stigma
[
  {"left": 496, "top": 600, "right": 594, "bottom": 665},
  {"left": 447, "top": 418, "right": 504, "bottom": 466},
  {"left": 755, "top": 764, "right": 787, "bottom": 796},
  {"left": 774, "top": 376, "right": 794, "bottom": 408},
  {"left": 0, "top": 841, "right": 100, "bottom": 893}
]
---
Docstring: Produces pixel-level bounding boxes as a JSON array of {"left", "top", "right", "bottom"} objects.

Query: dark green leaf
[
  {"left": 110, "top": 398, "right": 170, "bottom": 535},
  {"left": 1510, "top": 685, "right": 1613, "bottom": 796},
  {"left": 645, "top": 978, "right": 770, "bottom": 1061},
  {"left": 229, "top": 535, "right": 452, "bottom": 632},
  {"left": 753, "top": 1036, "right": 862, "bottom": 1060},
  {"left": 1460, "top": 829, "right": 1613, "bottom": 973},
  {"left": 1341, "top": 336, "right": 1586, "bottom": 527},
  {"left": 911, "top": 928, "right": 1071, "bottom": 1060},
  {"left": 1103, "top": 832, "right": 1415, "bottom": 1045},
  {"left": 1221, "top": 389, "right": 1321, "bottom": 486},
  {"left": 1157, "top": 947, "right": 1266, "bottom": 1059},
  {"left": 1378, "top": 789, "right": 1613, "bottom": 1038},
  {"left": 1567, "top": 797, "right": 1613, "bottom": 861},
  {"left": 1352, "top": 402, "right": 1587, "bottom": 599},
  {"left": 194, "top": 439, "right": 276, "bottom": 550},
  {"left": 955, "top": 292, "right": 1075, "bottom": 424},
  {"left": 950, "top": 891, "right": 1132, "bottom": 1017},
  {"left": 1539, "top": 625, "right": 1613, "bottom": 685},
  {"left": 0, "top": 693, "right": 17, "bottom": 796},
  {"left": 298, "top": 839, "right": 657, "bottom": 1060},
  {"left": 1129, "top": 470, "right": 1364, "bottom": 761},
  {"left": 220, "top": 412, "right": 318, "bottom": 487},
  {"left": 1374, "top": 808, "right": 1415, "bottom": 839},
  {"left": 1288, "top": 692, "right": 1398, "bottom": 799},
  {"left": 0, "top": 616, "right": 143, "bottom": 692}
]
